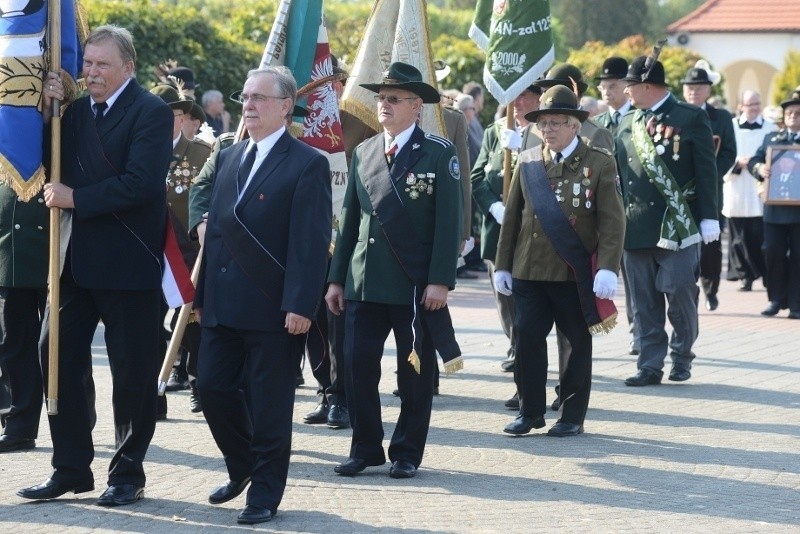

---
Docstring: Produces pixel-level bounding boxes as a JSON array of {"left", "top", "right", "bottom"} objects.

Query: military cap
[
  {"left": 525, "top": 85, "right": 589, "bottom": 123},
  {"left": 623, "top": 55, "right": 667, "bottom": 86},
  {"left": 596, "top": 57, "right": 629, "bottom": 80},
  {"left": 188, "top": 100, "right": 206, "bottom": 123},
  {"left": 150, "top": 84, "right": 193, "bottom": 113},
  {"left": 360, "top": 61, "right": 441, "bottom": 103},
  {"left": 534, "top": 63, "right": 588, "bottom": 95}
]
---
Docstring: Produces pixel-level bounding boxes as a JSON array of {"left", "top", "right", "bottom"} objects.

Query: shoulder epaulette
[
  {"left": 590, "top": 145, "right": 613, "bottom": 156},
  {"left": 425, "top": 133, "right": 452, "bottom": 147},
  {"left": 190, "top": 137, "right": 212, "bottom": 149}
]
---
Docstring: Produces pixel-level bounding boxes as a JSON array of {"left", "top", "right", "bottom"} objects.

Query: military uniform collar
[{"left": 549, "top": 135, "right": 579, "bottom": 162}]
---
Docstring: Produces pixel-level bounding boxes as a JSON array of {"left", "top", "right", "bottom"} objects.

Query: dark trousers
[
  {"left": 512, "top": 280, "right": 592, "bottom": 425},
  {"left": 700, "top": 239, "right": 722, "bottom": 298},
  {"left": 0, "top": 287, "right": 46, "bottom": 439},
  {"left": 727, "top": 217, "right": 765, "bottom": 282},
  {"left": 344, "top": 300, "right": 435, "bottom": 468},
  {"left": 763, "top": 222, "right": 800, "bottom": 311},
  {"left": 306, "top": 294, "right": 346, "bottom": 405},
  {"left": 197, "top": 325, "right": 300, "bottom": 512},
  {"left": 40, "top": 283, "right": 160, "bottom": 487}
]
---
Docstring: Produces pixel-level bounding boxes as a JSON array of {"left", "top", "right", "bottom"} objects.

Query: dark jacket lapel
[
  {"left": 240, "top": 131, "right": 292, "bottom": 205},
  {"left": 97, "top": 78, "right": 142, "bottom": 137},
  {"left": 390, "top": 126, "right": 426, "bottom": 182}
]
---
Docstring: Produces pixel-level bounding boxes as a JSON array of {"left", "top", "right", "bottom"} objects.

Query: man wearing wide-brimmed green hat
[{"left": 495, "top": 85, "right": 625, "bottom": 438}]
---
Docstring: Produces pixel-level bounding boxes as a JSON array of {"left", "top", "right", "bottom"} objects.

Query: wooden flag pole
[
  {"left": 46, "top": 0, "right": 63, "bottom": 416},
  {"left": 157, "top": 244, "right": 204, "bottom": 395}
]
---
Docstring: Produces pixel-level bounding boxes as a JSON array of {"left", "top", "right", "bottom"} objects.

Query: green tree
[
  {"left": 771, "top": 51, "right": 800, "bottom": 105},
  {"left": 552, "top": 0, "right": 649, "bottom": 50}
]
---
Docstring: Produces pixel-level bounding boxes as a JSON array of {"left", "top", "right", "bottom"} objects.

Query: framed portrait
[{"left": 765, "top": 145, "right": 800, "bottom": 205}]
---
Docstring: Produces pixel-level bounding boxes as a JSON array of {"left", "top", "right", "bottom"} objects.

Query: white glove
[
  {"left": 593, "top": 269, "right": 618, "bottom": 300},
  {"left": 489, "top": 201, "right": 506, "bottom": 224},
  {"left": 499, "top": 128, "right": 522, "bottom": 151},
  {"left": 494, "top": 270, "right": 513, "bottom": 296},
  {"left": 699, "top": 219, "right": 720, "bottom": 244},
  {"left": 460, "top": 236, "right": 475, "bottom": 258}
]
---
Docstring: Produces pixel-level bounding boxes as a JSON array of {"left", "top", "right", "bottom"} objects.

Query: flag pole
[
  {"left": 502, "top": 104, "right": 514, "bottom": 201},
  {"left": 157, "top": 243, "right": 204, "bottom": 395},
  {"left": 47, "top": 0, "right": 63, "bottom": 415}
]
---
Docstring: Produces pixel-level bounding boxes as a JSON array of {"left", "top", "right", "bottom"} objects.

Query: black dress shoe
[
  {"left": 165, "top": 368, "right": 190, "bottom": 392},
  {"left": 668, "top": 366, "right": 691, "bottom": 382},
  {"left": 624, "top": 368, "right": 662, "bottom": 387},
  {"left": 788, "top": 310, "right": 800, "bottom": 320},
  {"left": 17, "top": 478, "right": 94, "bottom": 500},
  {"left": 237, "top": 504, "right": 274, "bottom": 524},
  {"left": 97, "top": 484, "right": 144, "bottom": 506},
  {"left": 327, "top": 404, "right": 350, "bottom": 429},
  {"left": 761, "top": 301, "right": 781, "bottom": 316},
  {"left": 550, "top": 396, "right": 561, "bottom": 411},
  {"left": 547, "top": 421, "right": 584, "bottom": 437},
  {"left": 208, "top": 478, "right": 250, "bottom": 504},
  {"left": 705, "top": 294, "right": 719, "bottom": 311},
  {"left": 389, "top": 460, "right": 417, "bottom": 479},
  {"left": 189, "top": 388, "right": 202, "bottom": 413},
  {"left": 334, "top": 457, "right": 385, "bottom": 476},
  {"left": 504, "top": 392, "right": 519, "bottom": 410},
  {"left": 303, "top": 402, "right": 329, "bottom": 424},
  {"left": 738, "top": 278, "right": 753, "bottom": 291},
  {"left": 467, "top": 262, "right": 488, "bottom": 272},
  {"left": 456, "top": 269, "right": 478, "bottom": 279},
  {"left": 0, "top": 435, "right": 35, "bottom": 453},
  {"left": 503, "top": 414, "right": 545, "bottom": 435}
]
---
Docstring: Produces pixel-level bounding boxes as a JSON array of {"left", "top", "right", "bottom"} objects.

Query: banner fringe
[
  {"left": 0, "top": 163, "right": 45, "bottom": 201},
  {"left": 589, "top": 312, "right": 618, "bottom": 335},
  {"left": 443, "top": 355, "right": 464, "bottom": 375}
]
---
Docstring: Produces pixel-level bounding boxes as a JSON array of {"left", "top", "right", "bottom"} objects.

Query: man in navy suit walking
[
  {"left": 19, "top": 25, "right": 173, "bottom": 506},
  {"left": 194, "top": 66, "right": 331, "bottom": 525}
]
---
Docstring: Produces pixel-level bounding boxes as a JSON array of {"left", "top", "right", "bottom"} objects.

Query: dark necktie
[
  {"left": 555, "top": 152, "right": 563, "bottom": 163},
  {"left": 93, "top": 102, "right": 107, "bottom": 126},
  {"left": 386, "top": 141, "right": 397, "bottom": 165},
  {"left": 613, "top": 111, "right": 621, "bottom": 126},
  {"left": 237, "top": 144, "right": 258, "bottom": 190},
  {"left": 739, "top": 121, "right": 762, "bottom": 130}
]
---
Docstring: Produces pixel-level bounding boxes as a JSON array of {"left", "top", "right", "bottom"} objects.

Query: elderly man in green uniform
[
  {"left": 0, "top": 184, "right": 47, "bottom": 452},
  {"left": 681, "top": 65, "right": 737, "bottom": 311},
  {"left": 325, "top": 62, "right": 462, "bottom": 479},
  {"left": 494, "top": 85, "right": 625, "bottom": 437},
  {"left": 472, "top": 84, "right": 542, "bottom": 377},
  {"left": 617, "top": 56, "right": 720, "bottom": 387},
  {"left": 150, "top": 83, "right": 212, "bottom": 414}
]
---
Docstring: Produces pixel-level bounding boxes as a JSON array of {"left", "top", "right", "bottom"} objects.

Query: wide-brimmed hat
[
  {"left": 779, "top": 91, "right": 800, "bottom": 110},
  {"left": 680, "top": 67, "right": 713, "bottom": 85},
  {"left": 150, "top": 84, "right": 193, "bottom": 113},
  {"left": 525, "top": 85, "right": 589, "bottom": 123},
  {"left": 167, "top": 66, "right": 197, "bottom": 90},
  {"left": 596, "top": 57, "right": 628, "bottom": 81},
  {"left": 534, "top": 64, "right": 588, "bottom": 95},
  {"left": 360, "top": 62, "right": 441, "bottom": 104},
  {"left": 623, "top": 55, "right": 667, "bottom": 86}
]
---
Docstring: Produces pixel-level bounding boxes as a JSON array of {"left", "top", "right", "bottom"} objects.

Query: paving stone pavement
[{"left": 1, "top": 269, "right": 798, "bottom": 533}]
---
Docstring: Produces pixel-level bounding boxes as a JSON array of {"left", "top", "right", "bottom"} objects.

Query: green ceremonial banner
[{"left": 470, "top": 0, "right": 554, "bottom": 107}]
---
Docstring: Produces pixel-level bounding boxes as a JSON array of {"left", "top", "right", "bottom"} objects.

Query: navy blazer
[
  {"left": 61, "top": 79, "right": 173, "bottom": 290},
  {"left": 196, "top": 131, "right": 332, "bottom": 332}
]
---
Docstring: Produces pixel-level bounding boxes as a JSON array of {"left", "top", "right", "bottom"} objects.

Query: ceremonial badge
[
  {"left": 573, "top": 183, "right": 581, "bottom": 196},
  {"left": 448, "top": 156, "right": 460, "bottom": 179},
  {"left": 585, "top": 200, "right": 592, "bottom": 208},
  {"left": 573, "top": 198, "right": 580, "bottom": 208}
]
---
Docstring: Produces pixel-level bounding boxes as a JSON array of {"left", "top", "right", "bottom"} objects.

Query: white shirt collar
[
  {"left": 238, "top": 126, "right": 286, "bottom": 199},
  {"left": 172, "top": 133, "right": 182, "bottom": 149},
  {"left": 385, "top": 123, "right": 416, "bottom": 152},
  {"left": 550, "top": 135, "right": 579, "bottom": 161},
  {"left": 90, "top": 77, "right": 132, "bottom": 113},
  {"left": 610, "top": 101, "right": 632, "bottom": 115},
  {"left": 738, "top": 115, "right": 764, "bottom": 126}
]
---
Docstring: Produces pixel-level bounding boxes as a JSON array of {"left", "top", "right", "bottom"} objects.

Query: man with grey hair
[
  {"left": 21, "top": 25, "right": 173, "bottom": 506},
  {"left": 202, "top": 89, "right": 230, "bottom": 137},
  {"left": 194, "top": 67, "right": 331, "bottom": 524}
]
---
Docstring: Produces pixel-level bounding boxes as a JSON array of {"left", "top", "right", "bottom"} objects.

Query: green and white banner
[{"left": 469, "top": 0, "right": 554, "bottom": 107}]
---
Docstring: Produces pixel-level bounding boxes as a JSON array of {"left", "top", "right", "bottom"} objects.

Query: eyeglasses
[
  {"left": 536, "top": 119, "right": 569, "bottom": 130},
  {"left": 236, "top": 93, "right": 289, "bottom": 104},
  {"left": 173, "top": 111, "right": 185, "bottom": 118},
  {"left": 374, "top": 94, "right": 419, "bottom": 105},
  {"left": 741, "top": 102, "right": 761, "bottom": 107}
]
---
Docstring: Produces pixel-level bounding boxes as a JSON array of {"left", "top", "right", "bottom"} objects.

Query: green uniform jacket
[
  {"left": 495, "top": 140, "right": 625, "bottom": 280},
  {"left": 616, "top": 94, "right": 718, "bottom": 250},
  {"left": 443, "top": 106, "right": 472, "bottom": 240},
  {"left": 470, "top": 119, "right": 524, "bottom": 262},
  {"left": 168, "top": 134, "right": 211, "bottom": 234},
  {"left": 705, "top": 103, "right": 737, "bottom": 214},
  {"left": 188, "top": 132, "right": 236, "bottom": 236},
  {"left": 0, "top": 185, "right": 48, "bottom": 288},
  {"left": 329, "top": 126, "right": 462, "bottom": 305}
]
